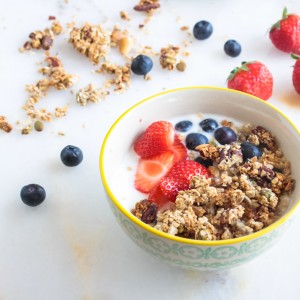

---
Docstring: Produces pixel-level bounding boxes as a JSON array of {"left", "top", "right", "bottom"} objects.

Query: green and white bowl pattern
[{"left": 109, "top": 200, "right": 291, "bottom": 270}]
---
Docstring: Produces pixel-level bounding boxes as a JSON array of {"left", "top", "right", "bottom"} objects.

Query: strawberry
[
  {"left": 227, "top": 61, "right": 273, "bottom": 100},
  {"left": 269, "top": 8, "right": 300, "bottom": 55},
  {"left": 134, "top": 151, "right": 175, "bottom": 193},
  {"left": 169, "top": 135, "right": 188, "bottom": 162},
  {"left": 292, "top": 53, "right": 300, "bottom": 94},
  {"left": 134, "top": 121, "right": 175, "bottom": 158},
  {"left": 148, "top": 185, "right": 169, "bottom": 208},
  {"left": 159, "top": 160, "right": 210, "bottom": 202}
]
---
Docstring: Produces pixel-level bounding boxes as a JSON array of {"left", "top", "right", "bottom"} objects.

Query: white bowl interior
[{"left": 102, "top": 87, "right": 300, "bottom": 217}]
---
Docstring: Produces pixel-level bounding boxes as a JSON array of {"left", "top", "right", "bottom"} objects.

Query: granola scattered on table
[{"left": 132, "top": 122, "right": 295, "bottom": 240}]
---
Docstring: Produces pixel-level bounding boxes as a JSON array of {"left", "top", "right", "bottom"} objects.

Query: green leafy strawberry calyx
[
  {"left": 271, "top": 7, "right": 288, "bottom": 30},
  {"left": 227, "top": 61, "right": 251, "bottom": 81},
  {"left": 291, "top": 53, "right": 300, "bottom": 60}
]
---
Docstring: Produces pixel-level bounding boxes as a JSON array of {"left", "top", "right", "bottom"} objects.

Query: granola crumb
[
  {"left": 0, "top": 116, "right": 13, "bottom": 133},
  {"left": 69, "top": 23, "right": 111, "bottom": 65},
  {"left": 180, "top": 26, "right": 189, "bottom": 31},
  {"left": 120, "top": 11, "right": 131, "bottom": 21},
  {"left": 159, "top": 45, "right": 180, "bottom": 70},
  {"left": 76, "top": 84, "right": 107, "bottom": 106}
]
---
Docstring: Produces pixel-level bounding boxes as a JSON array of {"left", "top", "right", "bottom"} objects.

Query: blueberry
[
  {"left": 224, "top": 40, "right": 242, "bottom": 57},
  {"left": 241, "top": 142, "right": 262, "bottom": 161},
  {"left": 20, "top": 184, "right": 46, "bottom": 207},
  {"left": 195, "top": 156, "right": 213, "bottom": 168},
  {"left": 200, "top": 118, "right": 218, "bottom": 132},
  {"left": 175, "top": 120, "right": 193, "bottom": 132},
  {"left": 193, "top": 20, "right": 213, "bottom": 40},
  {"left": 214, "top": 127, "right": 237, "bottom": 145},
  {"left": 131, "top": 55, "right": 153, "bottom": 75},
  {"left": 60, "top": 145, "right": 83, "bottom": 167},
  {"left": 185, "top": 133, "right": 208, "bottom": 150}
]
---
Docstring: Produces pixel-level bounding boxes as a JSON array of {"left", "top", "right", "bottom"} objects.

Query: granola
[
  {"left": 0, "top": 116, "right": 13, "bottom": 133},
  {"left": 159, "top": 45, "right": 180, "bottom": 70},
  {"left": 133, "top": 0, "right": 160, "bottom": 13},
  {"left": 132, "top": 123, "right": 295, "bottom": 240},
  {"left": 21, "top": 21, "right": 62, "bottom": 52},
  {"left": 76, "top": 84, "right": 108, "bottom": 106},
  {"left": 69, "top": 23, "right": 111, "bottom": 64}
]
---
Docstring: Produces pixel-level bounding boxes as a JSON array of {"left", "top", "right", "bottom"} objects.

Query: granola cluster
[
  {"left": 76, "top": 84, "right": 108, "bottom": 106},
  {"left": 21, "top": 21, "right": 63, "bottom": 51},
  {"left": 69, "top": 23, "right": 111, "bottom": 65},
  {"left": 22, "top": 56, "right": 78, "bottom": 126},
  {"left": 0, "top": 116, "right": 13, "bottom": 133},
  {"left": 132, "top": 124, "right": 295, "bottom": 240},
  {"left": 159, "top": 45, "right": 180, "bottom": 70}
]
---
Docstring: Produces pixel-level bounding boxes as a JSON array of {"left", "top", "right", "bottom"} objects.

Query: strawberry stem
[{"left": 291, "top": 53, "right": 300, "bottom": 60}]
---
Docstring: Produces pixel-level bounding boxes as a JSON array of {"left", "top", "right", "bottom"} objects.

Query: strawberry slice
[
  {"left": 159, "top": 160, "right": 210, "bottom": 202},
  {"left": 148, "top": 185, "right": 169, "bottom": 208},
  {"left": 134, "top": 151, "right": 175, "bottom": 193},
  {"left": 134, "top": 121, "right": 175, "bottom": 158},
  {"left": 169, "top": 135, "right": 188, "bottom": 162}
]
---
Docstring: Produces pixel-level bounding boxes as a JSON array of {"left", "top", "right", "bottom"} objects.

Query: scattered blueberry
[
  {"left": 185, "top": 133, "right": 208, "bottom": 150},
  {"left": 193, "top": 20, "right": 213, "bottom": 40},
  {"left": 60, "top": 145, "right": 83, "bottom": 167},
  {"left": 224, "top": 40, "right": 242, "bottom": 57},
  {"left": 214, "top": 127, "right": 237, "bottom": 145},
  {"left": 175, "top": 120, "right": 193, "bottom": 132},
  {"left": 241, "top": 142, "right": 262, "bottom": 161},
  {"left": 200, "top": 118, "right": 218, "bottom": 132},
  {"left": 131, "top": 55, "right": 153, "bottom": 75},
  {"left": 195, "top": 156, "right": 213, "bottom": 168},
  {"left": 20, "top": 184, "right": 46, "bottom": 207}
]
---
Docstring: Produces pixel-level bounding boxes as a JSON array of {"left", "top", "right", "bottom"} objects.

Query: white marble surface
[{"left": 1, "top": 0, "right": 300, "bottom": 299}]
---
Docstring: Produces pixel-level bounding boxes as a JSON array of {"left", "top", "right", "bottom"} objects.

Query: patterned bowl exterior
[{"left": 107, "top": 197, "right": 292, "bottom": 271}]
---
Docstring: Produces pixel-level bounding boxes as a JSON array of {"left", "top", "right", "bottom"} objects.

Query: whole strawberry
[
  {"left": 227, "top": 61, "right": 273, "bottom": 100},
  {"left": 292, "top": 53, "right": 300, "bottom": 94},
  {"left": 269, "top": 8, "right": 300, "bottom": 55}
]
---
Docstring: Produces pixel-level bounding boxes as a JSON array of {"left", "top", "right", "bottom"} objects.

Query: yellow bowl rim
[{"left": 100, "top": 86, "right": 300, "bottom": 246}]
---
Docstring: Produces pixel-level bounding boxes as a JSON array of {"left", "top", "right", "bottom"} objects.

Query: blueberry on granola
[
  {"left": 193, "top": 20, "right": 213, "bottom": 40},
  {"left": 241, "top": 141, "right": 262, "bottom": 161},
  {"left": 20, "top": 184, "right": 46, "bottom": 207},
  {"left": 199, "top": 118, "right": 218, "bottom": 132},
  {"left": 60, "top": 145, "right": 83, "bottom": 167},
  {"left": 195, "top": 156, "right": 213, "bottom": 168},
  {"left": 131, "top": 54, "right": 153, "bottom": 75},
  {"left": 214, "top": 127, "right": 237, "bottom": 145},
  {"left": 175, "top": 120, "right": 193, "bottom": 132},
  {"left": 185, "top": 133, "right": 208, "bottom": 150}
]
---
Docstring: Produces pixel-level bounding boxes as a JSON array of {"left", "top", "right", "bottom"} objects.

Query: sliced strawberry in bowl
[
  {"left": 134, "top": 151, "right": 175, "bottom": 193},
  {"left": 134, "top": 121, "right": 175, "bottom": 158},
  {"left": 148, "top": 184, "right": 170, "bottom": 208},
  {"left": 159, "top": 160, "right": 211, "bottom": 202},
  {"left": 169, "top": 135, "right": 188, "bottom": 162}
]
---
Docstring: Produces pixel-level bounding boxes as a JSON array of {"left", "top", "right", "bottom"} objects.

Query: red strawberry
[
  {"left": 269, "top": 8, "right": 300, "bottom": 55},
  {"left": 227, "top": 61, "right": 273, "bottom": 100},
  {"left": 159, "top": 160, "right": 210, "bottom": 202},
  {"left": 292, "top": 53, "right": 300, "bottom": 94},
  {"left": 148, "top": 185, "right": 169, "bottom": 208},
  {"left": 134, "top": 151, "right": 175, "bottom": 193},
  {"left": 134, "top": 121, "right": 175, "bottom": 158},
  {"left": 169, "top": 135, "right": 188, "bottom": 162}
]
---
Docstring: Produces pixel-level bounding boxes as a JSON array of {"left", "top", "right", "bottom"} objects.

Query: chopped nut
[
  {"left": 118, "top": 37, "right": 133, "bottom": 55},
  {"left": 120, "top": 11, "right": 131, "bottom": 21},
  {"left": 134, "top": 0, "right": 160, "bottom": 13}
]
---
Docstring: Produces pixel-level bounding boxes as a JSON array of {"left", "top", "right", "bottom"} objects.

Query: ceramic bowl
[{"left": 100, "top": 86, "right": 300, "bottom": 271}]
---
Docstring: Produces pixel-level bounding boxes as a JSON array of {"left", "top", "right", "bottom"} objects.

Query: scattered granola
[
  {"left": 97, "top": 62, "right": 131, "bottom": 93},
  {"left": 76, "top": 84, "right": 107, "bottom": 106},
  {"left": 22, "top": 56, "right": 78, "bottom": 124},
  {"left": 21, "top": 21, "right": 63, "bottom": 52},
  {"left": 69, "top": 23, "right": 111, "bottom": 64},
  {"left": 0, "top": 116, "right": 13, "bottom": 133},
  {"left": 159, "top": 45, "right": 180, "bottom": 70},
  {"left": 133, "top": 123, "right": 295, "bottom": 240}
]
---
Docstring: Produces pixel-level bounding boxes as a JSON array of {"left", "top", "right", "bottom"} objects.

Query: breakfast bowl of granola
[{"left": 100, "top": 86, "right": 300, "bottom": 270}]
